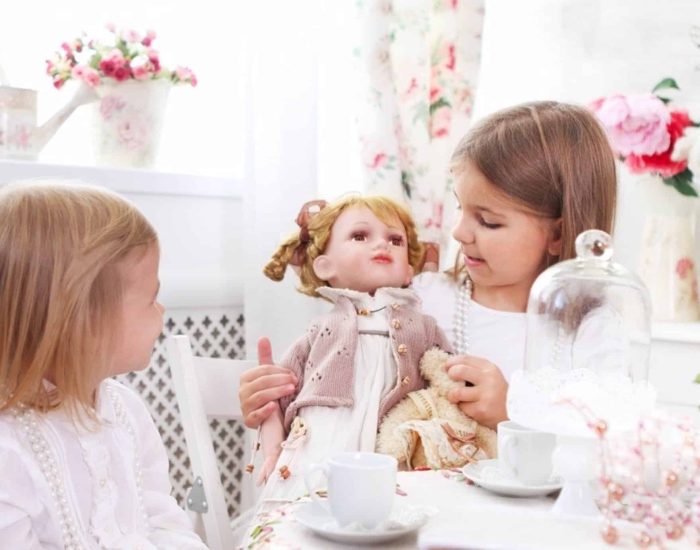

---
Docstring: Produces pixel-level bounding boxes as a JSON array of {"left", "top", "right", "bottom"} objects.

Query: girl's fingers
[
  {"left": 444, "top": 354, "right": 493, "bottom": 369},
  {"left": 242, "top": 373, "right": 297, "bottom": 399},
  {"left": 244, "top": 401, "right": 278, "bottom": 429},
  {"left": 447, "top": 385, "right": 480, "bottom": 404},
  {"left": 240, "top": 364, "right": 293, "bottom": 384},
  {"left": 247, "top": 384, "right": 296, "bottom": 414},
  {"left": 445, "top": 363, "right": 484, "bottom": 386}
]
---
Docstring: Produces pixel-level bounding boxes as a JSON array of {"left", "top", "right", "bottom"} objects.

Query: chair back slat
[{"left": 167, "top": 334, "right": 256, "bottom": 550}]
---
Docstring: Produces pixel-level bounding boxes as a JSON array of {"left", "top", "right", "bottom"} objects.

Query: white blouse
[
  {"left": 0, "top": 379, "right": 207, "bottom": 550},
  {"left": 411, "top": 271, "right": 527, "bottom": 381}
]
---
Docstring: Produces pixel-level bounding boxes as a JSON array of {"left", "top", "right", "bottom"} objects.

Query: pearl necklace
[
  {"left": 452, "top": 276, "right": 472, "bottom": 355},
  {"left": 452, "top": 275, "right": 564, "bottom": 368},
  {"left": 13, "top": 383, "right": 148, "bottom": 549}
]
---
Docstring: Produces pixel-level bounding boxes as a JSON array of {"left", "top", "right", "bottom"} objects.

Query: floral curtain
[{"left": 355, "top": 0, "right": 484, "bottom": 261}]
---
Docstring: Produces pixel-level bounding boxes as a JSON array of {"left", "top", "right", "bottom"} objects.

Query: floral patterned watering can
[{"left": 0, "top": 84, "right": 97, "bottom": 160}]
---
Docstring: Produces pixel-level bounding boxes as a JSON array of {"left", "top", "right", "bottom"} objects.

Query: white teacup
[
  {"left": 498, "top": 420, "right": 556, "bottom": 485},
  {"left": 304, "top": 452, "right": 397, "bottom": 528}
]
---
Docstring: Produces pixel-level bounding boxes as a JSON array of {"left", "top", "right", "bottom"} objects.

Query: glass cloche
[{"left": 508, "top": 229, "right": 656, "bottom": 438}]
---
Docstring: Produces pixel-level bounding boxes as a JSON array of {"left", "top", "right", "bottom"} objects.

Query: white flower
[{"left": 672, "top": 126, "right": 700, "bottom": 174}]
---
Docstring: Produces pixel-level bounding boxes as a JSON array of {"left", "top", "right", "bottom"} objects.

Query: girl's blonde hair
[
  {"left": 451, "top": 100, "right": 617, "bottom": 265},
  {"left": 0, "top": 182, "right": 157, "bottom": 417},
  {"left": 264, "top": 195, "right": 424, "bottom": 297}
]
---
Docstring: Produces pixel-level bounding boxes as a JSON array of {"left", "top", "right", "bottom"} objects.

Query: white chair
[{"left": 166, "top": 334, "right": 258, "bottom": 550}]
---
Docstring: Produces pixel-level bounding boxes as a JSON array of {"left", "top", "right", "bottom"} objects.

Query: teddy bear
[{"left": 376, "top": 348, "right": 497, "bottom": 470}]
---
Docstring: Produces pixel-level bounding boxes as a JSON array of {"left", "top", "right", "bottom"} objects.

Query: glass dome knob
[{"left": 575, "top": 229, "right": 613, "bottom": 261}]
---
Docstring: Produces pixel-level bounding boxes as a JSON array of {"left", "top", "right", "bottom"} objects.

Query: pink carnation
[{"left": 590, "top": 93, "right": 670, "bottom": 157}]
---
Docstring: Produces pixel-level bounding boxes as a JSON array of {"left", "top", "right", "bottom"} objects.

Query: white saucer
[
  {"left": 462, "top": 459, "right": 562, "bottom": 497},
  {"left": 295, "top": 500, "right": 432, "bottom": 544}
]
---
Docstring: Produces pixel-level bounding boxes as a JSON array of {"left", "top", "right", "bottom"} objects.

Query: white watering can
[{"left": 0, "top": 66, "right": 97, "bottom": 160}]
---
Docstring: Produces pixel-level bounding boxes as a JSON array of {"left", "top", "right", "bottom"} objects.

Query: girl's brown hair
[
  {"left": 0, "top": 182, "right": 157, "bottom": 418},
  {"left": 264, "top": 195, "right": 424, "bottom": 297},
  {"left": 451, "top": 100, "right": 617, "bottom": 263}
]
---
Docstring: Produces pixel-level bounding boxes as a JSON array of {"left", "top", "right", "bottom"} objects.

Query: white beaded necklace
[
  {"left": 451, "top": 274, "right": 565, "bottom": 368},
  {"left": 452, "top": 276, "right": 472, "bottom": 355},
  {"left": 13, "top": 383, "right": 149, "bottom": 549}
]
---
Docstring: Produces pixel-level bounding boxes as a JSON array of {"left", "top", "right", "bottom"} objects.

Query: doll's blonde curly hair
[{"left": 264, "top": 195, "right": 425, "bottom": 298}]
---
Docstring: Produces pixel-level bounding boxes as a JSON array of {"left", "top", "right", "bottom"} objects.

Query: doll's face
[{"left": 312, "top": 206, "right": 414, "bottom": 294}]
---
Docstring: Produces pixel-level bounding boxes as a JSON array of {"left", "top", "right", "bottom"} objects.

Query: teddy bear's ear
[{"left": 419, "top": 348, "right": 459, "bottom": 392}]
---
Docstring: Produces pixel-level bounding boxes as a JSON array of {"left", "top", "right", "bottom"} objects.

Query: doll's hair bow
[{"left": 289, "top": 199, "right": 328, "bottom": 267}]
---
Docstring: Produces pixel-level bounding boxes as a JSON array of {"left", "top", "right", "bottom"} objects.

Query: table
[{"left": 241, "top": 470, "right": 692, "bottom": 549}]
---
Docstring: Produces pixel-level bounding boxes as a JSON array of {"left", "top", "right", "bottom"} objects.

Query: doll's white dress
[{"left": 258, "top": 287, "right": 417, "bottom": 504}]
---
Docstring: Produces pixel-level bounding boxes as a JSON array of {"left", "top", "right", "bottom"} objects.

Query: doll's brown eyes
[
  {"left": 389, "top": 236, "right": 404, "bottom": 246},
  {"left": 351, "top": 232, "right": 368, "bottom": 241}
]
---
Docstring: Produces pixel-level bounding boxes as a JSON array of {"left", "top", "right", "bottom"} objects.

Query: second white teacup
[
  {"left": 304, "top": 451, "right": 397, "bottom": 528},
  {"left": 497, "top": 420, "right": 556, "bottom": 485}
]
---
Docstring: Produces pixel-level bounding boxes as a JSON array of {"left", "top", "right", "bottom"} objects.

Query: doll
[
  {"left": 250, "top": 195, "right": 452, "bottom": 502},
  {"left": 376, "top": 348, "right": 497, "bottom": 470}
]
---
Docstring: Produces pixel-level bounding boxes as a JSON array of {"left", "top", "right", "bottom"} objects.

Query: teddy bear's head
[{"left": 419, "top": 348, "right": 463, "bottom": 395}]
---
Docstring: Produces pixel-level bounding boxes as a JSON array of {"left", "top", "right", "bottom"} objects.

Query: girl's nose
[
  {"left": 452, "top": 217, "right": 475, "bottom": 245},
  {"left": 373, "top": 238, "right": 390, "bottom": 250}
]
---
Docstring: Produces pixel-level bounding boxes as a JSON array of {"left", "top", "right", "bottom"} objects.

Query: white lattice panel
[{"left": 117, "top": 308, "right": 247, "bottom": 519}]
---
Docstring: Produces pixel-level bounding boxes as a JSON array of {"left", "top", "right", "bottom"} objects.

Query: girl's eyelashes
[
  {"left": 351, "top": 231, "right": 368, "bottom": 241},
  {"left": 477, "top": 215, "right": 502, "bottom": 229},
  {"left": 389, "top": 235, "right": 404, "bottom": 246}
]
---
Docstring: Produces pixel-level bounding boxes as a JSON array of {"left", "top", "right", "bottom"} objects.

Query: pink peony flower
[
  {"left": 590, "top": 93, "right": 671, "bottom": 157},
  {"left": 625, "top": 111, "right": 691, "bottom": 178}
]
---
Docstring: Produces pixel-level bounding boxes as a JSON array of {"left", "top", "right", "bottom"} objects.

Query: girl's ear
[
  {"left": 312, "top": 254, "right": 335, "bottom": 281},
  {"left": 547, "top": 218, "right": 563, "bottom": 257}
]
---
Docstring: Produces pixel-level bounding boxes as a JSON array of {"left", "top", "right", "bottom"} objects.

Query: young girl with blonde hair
[
  {"left": 240, "top": 100, "right": 617, "bottom": 433},
  {"left": 252, "top": 194, "right": 451, "bottom": 500},
  {"left": 0, "top": 182, "right": 206, "bottom": 549}
]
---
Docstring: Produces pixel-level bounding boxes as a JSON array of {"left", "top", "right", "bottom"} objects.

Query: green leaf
[
  {"left": 401, "top": 170, "right": 413, "bottom": 199},
  {"left": 662, "top": 168, "right": 698, "bottom": 197},
  {"left": 652, "top": 77, "right": 680, "bottom": 93},
  {"left": 429, "top": 97, "right": 451, "bottom": 116},
  {"left": 694, "top": 373, "right": 700, "bottom": 384}
]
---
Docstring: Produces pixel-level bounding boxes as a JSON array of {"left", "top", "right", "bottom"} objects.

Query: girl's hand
[
  {"left": 239, "top": 337, "right": 297, "bottom": 429},
  {"left": 444, "top": 354, "right": 508, "bottom": 430}
]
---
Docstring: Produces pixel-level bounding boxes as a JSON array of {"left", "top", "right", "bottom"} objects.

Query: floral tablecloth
[{"left": 241, "top": 469, "right": 691, "bottom": 549}]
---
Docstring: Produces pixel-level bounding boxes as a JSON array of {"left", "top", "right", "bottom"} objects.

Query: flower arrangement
[
  {"left": 46, "top": 24, "right": 197, "bottom": 90},
  {"left": 590, "top": 78, "right": 700, "bottom": 197}
]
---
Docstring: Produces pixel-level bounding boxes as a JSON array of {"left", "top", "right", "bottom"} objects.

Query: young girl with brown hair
[
  {"left": 0, "top": 182, "right": 206, "bottom": 549},
  {"left": 241, "top": 100, "right": 617, "bottom": 433}
]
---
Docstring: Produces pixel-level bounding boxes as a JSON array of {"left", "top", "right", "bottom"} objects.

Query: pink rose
[
  {"left": 590, "top": 93, "right": 671, "bottom": 157},
  {"left": 113, "top": 66, "right": 130, "bottom": 82},
  {"left": 175, "top": 66, "right": 197, "bottom": 86},
  {"left": 103, "top": 48, "right": 126, "bottom": 67},
  {"left": 142, "top": 30, "right": 156, "bottom": 47},
  {"left": 81, "top": 67, "right": 100, "bottom": 87}
]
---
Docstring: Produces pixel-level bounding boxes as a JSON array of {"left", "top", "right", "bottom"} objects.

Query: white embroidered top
[{"left": 0, "top": 379, "right": 207, "bottom": 550}]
